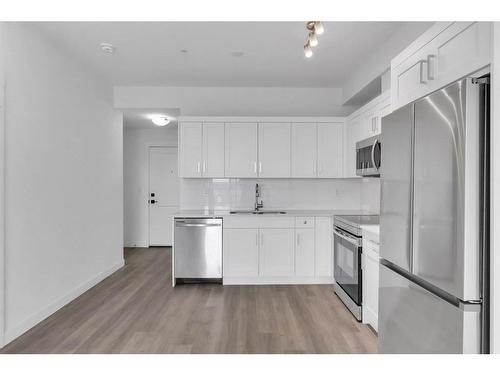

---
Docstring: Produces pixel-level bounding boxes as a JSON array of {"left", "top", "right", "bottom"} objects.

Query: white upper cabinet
[
  {"left": 291, "top": 123, "right": 317, "bottom": 178},
  {"left": 392, "top": 22, "right": 491, "bottom": 110},
  {"left": 258, "top": 123, "right": 291, "bottom": 178},
  {"left": 179, "top": 122, "right": 203, "bottom": 177},
  {"left": 179, "top": 122, "right": 225, "bottom": 178},
  {"left": 225, "top": 122, "right": 258, "bottom": 178},
  {"left": 179, "top": 117, "right": 345, "bottom": 179},
  {"left": 317, "top": 122, "right": 343, "bottom": 178},
  {"left": 202, "top": 122, "right": 225, "bottom": 177}
]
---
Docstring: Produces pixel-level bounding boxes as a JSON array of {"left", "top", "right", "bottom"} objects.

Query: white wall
[
  {"left": 1, "top": 23, "right": 123, "bottom": 346},
  {"left": 180, "top": 178, "right": 380, "bottom": 213},
  {"left": 114, "top": 86, "right": 358, "bottom": 116},
  {"left": 342, "top": 22, "right": 433, "bottom": 104},
  {"left": 124, "top": 126, "right": 178, "bottom": 247}
]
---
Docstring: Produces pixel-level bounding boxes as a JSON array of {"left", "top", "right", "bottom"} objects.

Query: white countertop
[
  {"left": 174, "top": 209, "right": 378, "bottom": 218},
  {"left": 361, "top": 224, "right": 380, "bottom": 236}
]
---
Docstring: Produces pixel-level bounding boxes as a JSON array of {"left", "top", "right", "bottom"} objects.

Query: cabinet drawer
[
  {"left": 295, "top": 216, "right": 315, "bottom": 228},
  {"left": 223, "top": 215, "right": 294, "bottom": 229}
]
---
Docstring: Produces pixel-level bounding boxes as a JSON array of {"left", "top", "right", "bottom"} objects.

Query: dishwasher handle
[{"left": 175, "top": 223, "right": 221, "bottom": 227}]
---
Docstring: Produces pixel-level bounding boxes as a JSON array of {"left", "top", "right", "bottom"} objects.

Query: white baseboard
[
  {"left": 2, "top": 258, "right": 124, "bottom": 347},
  {"left": 223, "top": 276, "right": 334, "bottom": 285}
]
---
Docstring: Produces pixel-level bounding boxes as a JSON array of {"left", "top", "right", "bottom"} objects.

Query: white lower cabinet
[
  {"left": 362, "top": 231, "right": 380, "bottom": 332},
  {"left": 314, "top": 217, "right": 333, "bottom": 277},
  {"left": 223, "top": 216, "right": 333, "bottom": 284},
  {"left": 259, "top": 228, "right": 294, "bottom": 277},
  {"left": 295, "top": 228, "right": 315, "bottom": 277},
  {"left": 223, "top": 228, "right": 259, "bottom": 277}
]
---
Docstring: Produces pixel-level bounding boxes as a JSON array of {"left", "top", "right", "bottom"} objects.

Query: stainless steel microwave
[{"left": 356, "top": 135, "right": 381, "bottom": 177}]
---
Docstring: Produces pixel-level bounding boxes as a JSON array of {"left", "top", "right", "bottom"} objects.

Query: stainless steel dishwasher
[{"left": 173, "top": 218, "right": 222, "bottom": 284}]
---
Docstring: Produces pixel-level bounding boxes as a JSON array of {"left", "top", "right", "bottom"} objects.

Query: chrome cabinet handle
[
  {"left": 297, "top": 233, "right": 301, "bottom": 247},
  {"left": 259, "top": 162, "right": 262, "bottom": 174},
  {"left": 254, "top": 161, "right": 257, "bottom": 174},
  {"left": 197, "top": 162, "right": 201, "bottom": 173},
  {"left": 427, "top": 54, "right": 435, "bottom": 81},
  {"left": 256, "top": 233, "right": 259, "bottom": 246},
  {"left": 202, "top": 161, "right": 206, "bottom": 173},
  {"left": 419, "top": 60, "right": 427, "bottom": 84}
]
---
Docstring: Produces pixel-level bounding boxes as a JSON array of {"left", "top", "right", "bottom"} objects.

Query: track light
[
  {"left": 314, "top": 21, "right": 324, "bottom": 35},
  {"left": 304, "top": 42, "right": 313, "bottom": 58},
  {"left": 308, "top": 32, "right": 318, "bottom": 47},
  {"left": 304, "top": 22, "right": 324, "bottom": 58}
]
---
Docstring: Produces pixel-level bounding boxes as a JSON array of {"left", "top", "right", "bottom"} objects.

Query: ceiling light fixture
[
  {"left": 304, "top": 42, "right": 313, "bottom": 58},
  {"left": 308, "top": 32, "right": 318, "bottom": 47},
  {"left": 304, "top": 22, "right": 324, "bottom": 58},
  {"left": 100, "top": 43, "right": 116, "bottom": 54},
  {"left": 151, "top": 116, "right": 170, "bottom": 126}
]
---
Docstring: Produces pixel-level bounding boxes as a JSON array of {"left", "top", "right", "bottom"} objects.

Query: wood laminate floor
[{"left": 1, "top": 247, "right": 378, "bottom": 354}]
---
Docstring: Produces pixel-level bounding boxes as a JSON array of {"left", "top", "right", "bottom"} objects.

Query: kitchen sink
[{"left": 229, "top": 210, "right": 287, "bottom": 215}]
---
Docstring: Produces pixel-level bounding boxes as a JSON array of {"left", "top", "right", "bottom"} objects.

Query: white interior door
[{"left": 149, "top": 147, "right": 179, "bottom": 246}]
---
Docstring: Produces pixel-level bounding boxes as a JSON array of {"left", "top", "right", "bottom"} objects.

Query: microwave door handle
[{"left": 371, "top": 139, "right": 379, "bottom": 170}]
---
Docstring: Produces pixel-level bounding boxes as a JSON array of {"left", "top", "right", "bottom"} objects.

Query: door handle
[
  {"left": 427, "top": 54, "right": 435, "bottom": 81},
  {"left": 419, "top": 60, "right": 427, "bottom": 84}
]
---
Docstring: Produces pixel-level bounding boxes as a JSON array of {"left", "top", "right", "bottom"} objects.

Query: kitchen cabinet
[
  {"left": 362, "top": 228, "right": 380, "bottom": 332},
  {"left": 179, "top": 122, "right": 203, "bottom": 177},
  {"left": 317, "top": 122, "right": 343, "bottom": 178},
  {"left": 259, "top": 228, "right": 294, "bottom": 277},
  {"left": 225, "top": 122, "right": 258, "bottom": 177},
  {"left": 223, "top": 215, "right": 334, "bottom": 284},
  {"left": 315, "top": 217, "right": 333, "bottom": 277},
  {"left": 179, "top": 122, "right": 225, "bottom": 177},
  {"left": 391, "top": 22, "right": 491, "bottom": 110},
  {"left": 223, "top": 228, "right": 259, "bottom": 277},
  {"left": 202, "top": 122, "right": 225, "bottom": 177},
  {"left": 291, "top": 123, "right": 317, "bottom": 178},
  {"left": 179, "top": 117, "right": 346, "bottom": 179},
  {"left": 295, "top": 228, "right": 315, "bottom": 277},
  {"left": 258, "top": 123, "right": 291, "bottom": 177}
]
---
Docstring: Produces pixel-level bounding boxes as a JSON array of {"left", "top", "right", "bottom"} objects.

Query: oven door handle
[{"left": 334, "top": 228, "right": 361, "bottom": 247}]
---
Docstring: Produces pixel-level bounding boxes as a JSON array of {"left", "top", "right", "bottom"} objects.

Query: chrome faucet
[{"left": 254, "top": 183, "right": 264, "bottom": 211}]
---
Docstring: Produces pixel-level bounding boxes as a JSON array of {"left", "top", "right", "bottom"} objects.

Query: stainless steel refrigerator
[{"left": 378, "top": 76, "right": 490, "bottom": 354}]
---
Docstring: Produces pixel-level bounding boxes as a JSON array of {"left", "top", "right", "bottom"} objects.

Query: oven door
[{"left": 334, "top": 227, "right": 362, "bottom": 305}]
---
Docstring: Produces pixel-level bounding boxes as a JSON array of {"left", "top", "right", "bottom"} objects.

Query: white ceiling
[
  {"left": 34, "top": 21, "right": 418, "bottom": 88},
  {"left": 123, "top": 108, "right": 180, "bottom": 128}
]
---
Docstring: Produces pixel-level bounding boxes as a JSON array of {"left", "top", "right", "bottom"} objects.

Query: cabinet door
[
  {"left": 317, "top": 122, "right": 343, "bottom": 178},
  {"left": 258, "top": 123, "right": 291, "bottom": 177},
  {"left": 315, "top": 217, "right": 333, "bottom": 277},
  {"left": 295, "top": 228, "right": 315, "bottom": 277},
  {"left": 291, "top": 123, "right": 317, "bottom": 177},
  {"left": 223, "top": 228, "right": 259, "bottom": 277},
  {"left": 433, "top": 22, "right": 491, "bottom": 91},
  {"left": 179, "top": 122, "right": 202, "bottom": 177},
  {"left": 362, "top": 247, "right": 380, "bottom": 332},
  {"left": 202, "top": 122, "right": 225, "bottom": 177},
  {"left": 259, "top": 228, "right": 294, "bottom": 277},
  {"left": 225, "top": 122, "right": 258, "bottom": 177}
]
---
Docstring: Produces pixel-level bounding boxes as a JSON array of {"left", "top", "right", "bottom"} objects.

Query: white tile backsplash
[{"left": 180, "top": 178, "right": 380, "bottom": 212}]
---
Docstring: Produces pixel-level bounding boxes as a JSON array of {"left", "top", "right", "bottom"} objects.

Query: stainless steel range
[{"left": 333, "top": 215, "right": 379, "bottom": 321}]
